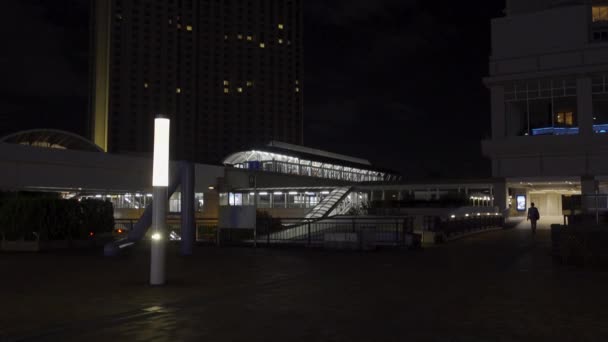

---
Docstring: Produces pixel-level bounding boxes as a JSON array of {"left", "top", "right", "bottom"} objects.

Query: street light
[{"left": 151, "top": 115, "right": 170, "bottom": 286}]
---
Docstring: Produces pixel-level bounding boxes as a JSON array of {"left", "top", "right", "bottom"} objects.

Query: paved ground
[{"left": 2, "top": 218, "right": 608, "bottom": 341}]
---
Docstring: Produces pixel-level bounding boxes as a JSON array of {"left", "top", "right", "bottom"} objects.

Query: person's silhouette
[{"left": 527, "top": 202, "right": 540, "bottom": 234}]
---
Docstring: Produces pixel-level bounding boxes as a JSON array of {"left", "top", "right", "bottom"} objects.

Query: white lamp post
[{"left": 151, "top": 115, "right": 170, "bottom": 286}]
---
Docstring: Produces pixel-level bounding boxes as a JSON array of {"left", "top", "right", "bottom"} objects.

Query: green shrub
[{"left": 0, "top": 195, "right": 114, "bottom": 241}]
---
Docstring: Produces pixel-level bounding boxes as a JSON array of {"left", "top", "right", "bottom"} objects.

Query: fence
[
  {"left": 218, "top": 217, "right": 416, "bottom": 248},
  {"left": 114, "top": 214, "right": 501, "bottom": 248},
  {"left": 434, "top": 214, "right": 504, "bottom": 237}
]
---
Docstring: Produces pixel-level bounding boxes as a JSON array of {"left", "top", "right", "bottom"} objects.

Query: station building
[{"left": 0, "top": 130, "right": 500, "bottom": 230}]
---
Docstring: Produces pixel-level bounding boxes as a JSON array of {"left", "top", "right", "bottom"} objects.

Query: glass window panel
[
  {"left": 553, "top": 97, "right": 577, "bottom": 127},
  {"left": 593, "top": 93, "right": 608, "bottom": 133},
  {"left": 258, "top": 193, "right": 270, "bottom": 208},
  {"left": 529, "top": 99, "right": 553, "bottom": 135},
  {"left": 219, "top": 193, "right": 229, "bottom": 206},
  {"left": 506, "top": 101, "right": 528, "bottom": 136},
  {"left": 272, "top": 193, "right": 285, "bottom": 208}
]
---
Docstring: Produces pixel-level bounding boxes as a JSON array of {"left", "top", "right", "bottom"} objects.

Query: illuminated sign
[{"left": 516, "top": 195, "right": 526, "bottom": 211}]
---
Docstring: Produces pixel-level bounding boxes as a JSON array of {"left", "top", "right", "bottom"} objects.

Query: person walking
[{"left": 527, "top": 202, "right": 540, "bottom": 234}]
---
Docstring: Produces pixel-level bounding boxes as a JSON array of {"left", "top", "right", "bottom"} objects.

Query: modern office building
[
  {"left": 483, "top": 0, "right": 608, "bottom": 218},
  {"left": 90, "top": 0, "right": 303, "bottom": 163}
]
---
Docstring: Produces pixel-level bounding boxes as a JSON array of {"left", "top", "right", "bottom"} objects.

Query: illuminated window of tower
[{"left": 278, "top": 24, "right": 284, "bottom": 30}]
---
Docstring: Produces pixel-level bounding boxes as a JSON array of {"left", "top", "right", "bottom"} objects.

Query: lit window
[
  {"left": 593, "top": 6, "right": 608, "bottom": 22},
  {"left": 186, "top": 25, "right": 193, "bottom": 31},
  {"left": 278, "top": 39, "right": 283, "bottom": 44},
  {"left": 259, "top": 43, "right": 265, "bottom": 48},
  {"left": 144, "top": 83, "right": 149, "bottom": 88},
  {"left": 246, "top": 81, "right": 254, "bottom": 87},
  {"left": 238, "top": 34, "right": 243, "bottom": 40},
  {"left": 237, "top": 87, "right": 243, "bottom": 93},
  {"left": 224, "top": 35, "right": 228, "bottom": 40},
  {"left": 224, "top": 88, "right": 229, "bottom": 94},
  {"left": 556, "top": 112, "right": 574, "bottom": 126},
  {"left": 177, "top": 23, "right": 182, "bottom": 29},
  {"left": 295, "top": 80, "right": 299, "bottom": 85},
  {"left": 247, "top": 35, "right": 253, "bottom": 41},
  {"left": 295, "top": 87, "right": 300, "bottom": 93},
  {"left": 176, "top": 88, "right": 181, "bottom": 94},
  {"left": 278, "top": 24, "right": 284, "bottom": 30},
  {"left": 223, "top": 80, "right": 229, "bottom": 86}
]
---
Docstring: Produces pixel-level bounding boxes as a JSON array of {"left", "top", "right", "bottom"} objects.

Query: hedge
[{"left": 0, "top": 197, "right": 114, "bottom": 241}]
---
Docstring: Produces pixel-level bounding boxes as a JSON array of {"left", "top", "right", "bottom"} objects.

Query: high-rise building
[{"left": 90, "top": 0, "right": 303, "bottom": 164}]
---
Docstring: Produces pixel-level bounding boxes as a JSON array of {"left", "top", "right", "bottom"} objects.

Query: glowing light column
[{"left": 151, "top": 115, "right": 170, "bottom": 286}]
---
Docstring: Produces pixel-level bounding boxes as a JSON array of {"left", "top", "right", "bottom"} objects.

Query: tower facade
[{"left": 90, "top": 0, "right": 303, "bottom": 163}]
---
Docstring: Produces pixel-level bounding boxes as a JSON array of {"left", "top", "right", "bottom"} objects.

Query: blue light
[
  {"left": 594, "top": 124, "right": 608, "bottom": 134},
  {"left": 531, "top": 127, "right": 579, "bottom": 136},
  {"left": 531, "top": 124, "right": 608, "bottom": 135}
]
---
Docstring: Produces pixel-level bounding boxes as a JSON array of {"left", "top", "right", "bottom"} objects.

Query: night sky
[{"left": 0, "top": 0, "right": 504, "bottom": 179}]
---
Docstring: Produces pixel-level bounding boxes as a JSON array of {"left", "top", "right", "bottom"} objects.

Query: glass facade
[
  {"left": 226, "top": 150, "right": 397, "bottom": 182},
  {"left": 78, "top": 192, "right": 205, "bottom": 212},
  {"left": 219, "top": 190, "right": 333, "bottom": 209},
  {"left": 504, "top": 78, "right": 578, "bottom": 136},
  {"left": 592, "top": 75, "right": 608, "bottom": 133}
]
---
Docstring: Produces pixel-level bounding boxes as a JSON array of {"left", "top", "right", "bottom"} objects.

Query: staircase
[{"left": 304, "top": 186, "right": 352, "bottom": 220}]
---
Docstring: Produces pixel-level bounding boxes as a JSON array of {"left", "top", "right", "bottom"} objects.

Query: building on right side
[{"left": 483, "top": 0, "right": 608, "bottom": 219}]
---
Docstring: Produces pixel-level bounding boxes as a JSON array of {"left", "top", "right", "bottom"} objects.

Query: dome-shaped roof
[{"left": 0, "top": 129, "right": 104, "bottom": 153}]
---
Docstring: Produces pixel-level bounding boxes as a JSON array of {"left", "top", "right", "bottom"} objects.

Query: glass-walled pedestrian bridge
[{"left": 223, "top": 141, "right": 401, "bottom": 182}]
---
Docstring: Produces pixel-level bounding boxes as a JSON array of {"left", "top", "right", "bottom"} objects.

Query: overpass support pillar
[
  {"left": 493, "top": 179, "right": 508, "bottom": 217},
  {"left": 180, "top": 161, "right": 196, "bottom": 256}
]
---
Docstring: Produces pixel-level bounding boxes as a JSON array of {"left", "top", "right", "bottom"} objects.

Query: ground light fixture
[{"left": 150, "top": 115, "right": 170, "bottom": 286}]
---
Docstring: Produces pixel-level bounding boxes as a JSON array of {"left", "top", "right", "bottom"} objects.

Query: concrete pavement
[{"left": 2, "top": 219, "right": 608, "bottom": 341}]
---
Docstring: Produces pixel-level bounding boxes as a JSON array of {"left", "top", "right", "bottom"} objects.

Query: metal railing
[
  {"left": 114, "top": 214, "right": 502, "bottom": 248},
  {"left": 244, "top": 216, "right": 416, "bottom": 248},
  {"left": 435, "top": 215, "right": 504, "bottom": 237}
]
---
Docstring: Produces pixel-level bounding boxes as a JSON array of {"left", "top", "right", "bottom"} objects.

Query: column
[
  {"left": 492, "top": 180, "right": 508, "bottom": 215},
  {"left": 581, "top": 175, "right": 598, "bottom": 195},
  {"left": 581, "top": 175, "right": 598, "bottom": 213},
  {"left": 490, "top": 86, "right": 506, "bottom": 139},
  {"left": 180, "top": 161, "right": 195, "bottom": 256},
  {"left": 578, "top": 77, "right": 593, "bottom": 136}
]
